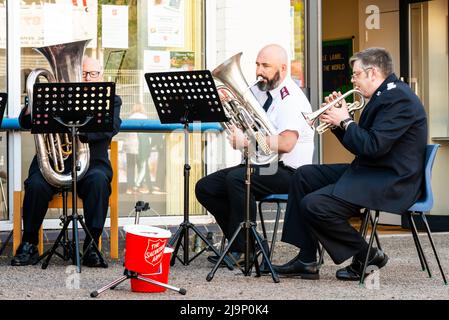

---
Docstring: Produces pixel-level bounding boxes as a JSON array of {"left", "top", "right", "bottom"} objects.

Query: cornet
[{"left": 302, "top": 89, "right": 365, "bottom": 134}]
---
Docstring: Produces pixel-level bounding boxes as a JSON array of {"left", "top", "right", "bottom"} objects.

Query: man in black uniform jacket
[
  {"left": 273, "top": 47, "right": 427, "bottom": 280},
  {"left": 12, "top": 57, "right": 122, "bottom": 268}
]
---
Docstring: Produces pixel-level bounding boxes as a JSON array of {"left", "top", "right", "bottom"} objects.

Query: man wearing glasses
[
  {"left": 12, "top": 57, "right": 122, "bottom": 268},
  {"left": 273, "top": 47, "right": 427, "bottom": 281}
]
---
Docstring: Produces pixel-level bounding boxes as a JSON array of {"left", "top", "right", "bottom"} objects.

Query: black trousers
[
  {"left": 281, "top": 164, "right": 366, "bottom": 265},
  {"left": 22, "top": 158, "right": 112, "bottom": 246},
  {"left": 195, "top": 162, "right": 295, "bottom": 253}
]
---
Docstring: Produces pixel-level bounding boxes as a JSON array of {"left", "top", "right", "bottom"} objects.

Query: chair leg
[
  {"left": 0, "top": 230, "right": 13, "bottom": 256},
  {"left": 350, "top": 209, "right": 370, "bottom": 266},
  {"left": 219, "top": 236, "right": 226, "bottom": 254},
  {"left": 361, "top": 209, "right": 370, "bottom": 238},
  {"left": 360, "top": 210, "right": 379, "bottom": 285},
  {"left": 420, "top": 212, "right": 448, "bottom": 284},
  {"left": 361, "top": 209, "right": 382, "bottom": 252},
  {"left": 368, "top": 213, "right": 382, "bottom": 251},
  {"left": 318, "top": 244, "right": 325, "bottom": 267},
  {"left": 269, "top": 201, "right": 282, "bottom": 261},
  {"left": 407, "top": 211, "right": 430, "bottom": 274},
  {"left": 258, "top": 201, "right": 268, "bottom": 241}
]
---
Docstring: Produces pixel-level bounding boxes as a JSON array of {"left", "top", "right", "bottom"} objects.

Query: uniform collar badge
[
  {"left": 387, "top": 82, "right": 397, "bottom": 90},
  {"left": 280, "top": 86, "right": 290, "bottom": 100}
]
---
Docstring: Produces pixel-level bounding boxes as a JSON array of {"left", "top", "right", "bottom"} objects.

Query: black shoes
[
  {"left": 11, "top": 241, "right": 108, "bottom": 268},
  {"left": 11, "top": 242, "right": 40, "bottom": 266},
  {"left": 82, "top": 247, "right": 108, "bottom": 268},
  {"left": 336, "top": 248, "right": 389, "bottom": 281},
  {"left": 272, "top": 254, "right": 320, "bottom": 280}
]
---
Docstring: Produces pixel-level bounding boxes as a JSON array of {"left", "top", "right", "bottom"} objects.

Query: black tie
[{"left": 262, "top": 91, "right": 272, "bottom": 112}]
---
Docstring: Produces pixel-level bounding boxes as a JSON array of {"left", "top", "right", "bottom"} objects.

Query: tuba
[
  {"left": 303, "top": 89, "right": 365, "bottom": 134},
  {"left": 212, "top": 53, "right": 278, "bottom": 165},
  {"left": 26, "top": 40, "right": 91, "bottom": 187}
]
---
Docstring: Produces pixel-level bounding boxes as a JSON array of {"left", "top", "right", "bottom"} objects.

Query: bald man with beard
[
  {"left": 196, "top": 44, "right": 314, "bottom": 267},
  {"left": 12, "top": 57, "right": 122, "bottom": 268}
]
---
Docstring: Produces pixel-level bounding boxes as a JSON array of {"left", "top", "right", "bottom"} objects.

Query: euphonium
[
  {"left": 212, "top": 52, "right": 278, "bottom": 165},
  {"left": 303, "top": 89, "right": 365, "bottom": 134},
  {"left": 26, "top": 40, "right": 91, "bottom": 187}
]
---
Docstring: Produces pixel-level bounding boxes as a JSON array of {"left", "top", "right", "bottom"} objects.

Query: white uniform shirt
[{"left": 251, "top": 77, "right": 314, "bottom": 169}]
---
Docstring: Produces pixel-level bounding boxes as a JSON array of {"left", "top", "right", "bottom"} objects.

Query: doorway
[{"left": 321, "top": 0, "right": 432, "bottom": 225}]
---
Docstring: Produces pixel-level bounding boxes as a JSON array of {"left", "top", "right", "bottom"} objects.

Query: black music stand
[
  {"left": 145, "top": 70, "right": 233, "bottom": 268},
  {"left": 0, "top": 93, "right": 7, "bottom": 129},
  {"left": 31, "top": 81, "right": 115, "bottom": 273}
]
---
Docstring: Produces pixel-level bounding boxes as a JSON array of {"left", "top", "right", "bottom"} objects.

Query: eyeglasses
[
  {"left": 82, "top": 71, "right": 101, "bottom": 78},
  {"left": 351, "top": 67, "right": 372, "bottom": 79}
]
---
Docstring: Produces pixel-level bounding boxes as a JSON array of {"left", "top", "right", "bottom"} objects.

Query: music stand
[
  {"left": 31, "top": 81, "right": 115, "bottom": 273},
  {"left": 0, "top": 93, "right": 7, "bottom": 128},
  {"left": 145, "top": 70, "right": 233, "bottom": 268}
]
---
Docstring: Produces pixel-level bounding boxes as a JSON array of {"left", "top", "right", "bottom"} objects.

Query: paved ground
[{"left": 0, "top": 231, "right": 449, "bottom": 301}]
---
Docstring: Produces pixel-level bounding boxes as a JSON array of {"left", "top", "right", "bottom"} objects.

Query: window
[
  {"left": 291, "top": 0, "right": 306, "bottom": 87},
  {"left": 19, "top": 0, "right": 205, "bottom": 218},
  {"left": 0, "top": 0, "right": 7, "bottom": 220}
]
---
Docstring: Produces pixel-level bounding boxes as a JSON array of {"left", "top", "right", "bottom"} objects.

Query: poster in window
[
  {"left": 143, "top": 50, "right": 171, "bottom": 93},
  {"left": 148, "top": 0, "right": 185, "bottom": 48},
  {"left": 144, "top": 50, "right": 171, "bottom": 72},
  {"left": 43, "top": 3, "right": 73, "bottom": 46},
  {"left": 20, "top": 4, "right": 44, "bottom": 47},
  {"left": 169, "top": 51, "right": 194, "bottom": 71},
  {"left": 72, "top": 0, "right": 98, "bottom": 48},
  {"left": 102, "top": 5, "right": 129, "bottom": 49},
  {"left": 19, "top": 0, "right": 97, "bottom": 48},
  {"left": 0, "top": 5, "right": 6, "bottom": 49},
  {"left": 322, "top": 38, "right": 353, "bottom": 100}
]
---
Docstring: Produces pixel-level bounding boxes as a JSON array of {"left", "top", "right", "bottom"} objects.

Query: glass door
[{"left": 399, "top": 0, "right": 430, "bottom": 103}]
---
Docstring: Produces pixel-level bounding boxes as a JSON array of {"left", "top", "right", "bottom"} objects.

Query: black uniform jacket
[{"left": 331, "top": 74, "right": 428, "bottom": 214}]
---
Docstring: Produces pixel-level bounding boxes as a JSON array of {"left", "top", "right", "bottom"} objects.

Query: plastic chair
[
  {"left": 258, "top": 194, "right": 326, "bottom": 265},
  {"left": 360, "top": 144, "right": 448, "bottom": 285},
  {"left": 257, "top": 194, "right": 288, "bottom": 261},
  {"left": 258, "top": 194, "right": 386, "bottom": 268}
]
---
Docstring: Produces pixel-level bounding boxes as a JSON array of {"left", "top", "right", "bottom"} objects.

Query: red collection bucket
[
  {"left": 130, "top": 247, "right": 174, "bottom": 293},
  {"left": 123, "top": 225, "right": 171, "bottom": 274}
]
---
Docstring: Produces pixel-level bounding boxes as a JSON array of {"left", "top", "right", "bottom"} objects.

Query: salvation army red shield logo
[
  {"left": 280, "top": 86, "right": 290, "bottom": 100},
  {"left": 144, "top": 238, "right": 166, "bottom": 266}
]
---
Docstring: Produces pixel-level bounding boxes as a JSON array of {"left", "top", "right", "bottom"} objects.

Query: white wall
[
  {"left": 207, "top": 0, "right": 294, "bottom": 170},
  {"left": 426, "top": 0, "right": 449, "bottom": 215},
  {"left": 215, "top": 0, "right": 292, "bottom": 82},
  {"left": 358, "top": 0, "right": 400, "bottom": 75}
]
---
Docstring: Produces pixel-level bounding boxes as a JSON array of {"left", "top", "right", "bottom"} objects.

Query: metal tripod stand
[
  {"left": 168, "top": 120, "right": 233, "bottom": 269},
  {"left": 206, "top": 147, "right": 280, "bottom": 283},
  {"left": 90, "top": 201, "right": 187, "bottom": 297},
  {"left": 41, "top": 120, "right": 106, "bottom": 272}
]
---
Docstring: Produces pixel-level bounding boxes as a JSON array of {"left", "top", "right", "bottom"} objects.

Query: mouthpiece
[{"left": 248, "top": 76, "right": 264, "bottom": 88}]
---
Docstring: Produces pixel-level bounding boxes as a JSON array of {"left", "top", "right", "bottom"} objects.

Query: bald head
[
  {"left": 255, "top": 44, "right": 288, "bottom": 91},
  {"left": 257, "top": 44, "right": 289, "bottom": 65},
  {"left": 82, "top": 56, "right": 104, "bottom": 82}
]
